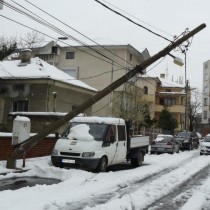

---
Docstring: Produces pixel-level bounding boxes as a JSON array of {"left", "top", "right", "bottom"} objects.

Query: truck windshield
[{"left": 62, "top": 122, "right": 108, "bottom": 141}]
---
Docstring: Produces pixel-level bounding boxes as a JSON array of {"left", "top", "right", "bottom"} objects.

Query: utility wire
[
  {"left": 4, "top": 1, "right": 129, "bottom": 70},
  {"left": 0, "top": 15, "right": 127, "bottom": 70},
  {"left": 9, "top": 0, "right": 139, "bottom": 71},
  {"left": 101, "top": 0, "right": 174, "bottom": 37},
  {"left": 23, "top": 0, "right": 136, "bottom": 69},
  {"left": 94, "top": 0, "right": 173, "bottom": 43}
]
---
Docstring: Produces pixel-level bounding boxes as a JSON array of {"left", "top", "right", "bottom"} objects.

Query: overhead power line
[
  {"left": 101, "top": 0, "right": 174, "bottom": 37},
  {"left": 9, "top": 0, "right": 138, "bottom": 71},
  {"left": 94, "top": 0, "right": 173, "bottom": 43}
]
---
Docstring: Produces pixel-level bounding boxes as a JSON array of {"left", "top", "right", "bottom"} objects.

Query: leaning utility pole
[{"left": 6, "top": 23, "right": 206, "bottom": 169}]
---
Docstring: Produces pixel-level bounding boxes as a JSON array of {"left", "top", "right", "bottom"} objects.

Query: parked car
[
  {"left": 175, "top": 131, "right": 199, "bottom": 150},
  {"left": 200, "top": 134, "right": 210, "bottom": 155},
  {"left": 151, "top": 134, "right": 179, "bottom": 154}
]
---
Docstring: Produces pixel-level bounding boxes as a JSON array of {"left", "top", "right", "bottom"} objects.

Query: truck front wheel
[{"left": 96, "top": 156, "right": 107, "bottom": 172}]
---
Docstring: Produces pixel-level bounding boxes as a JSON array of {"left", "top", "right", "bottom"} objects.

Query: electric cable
[
  {"left": 94, "top": 0, "right": 173, "bottom": 43},
  {"left": 101, "top": 0, "right": 174, "bottom": 37}
]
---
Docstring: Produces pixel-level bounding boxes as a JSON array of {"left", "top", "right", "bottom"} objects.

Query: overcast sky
[{"left": 1, "top": 0, "right": 209, "bottom": 93}]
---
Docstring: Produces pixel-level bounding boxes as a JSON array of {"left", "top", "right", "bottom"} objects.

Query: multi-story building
[
  {"left": 202, "top": 60, "right": 210, "bottom": 125},
  {"left": 31, "top": 42, "right": 150, "bottom": 118},
  {"left": 137, "top": 75, "right": 186, "bottom": 131}
]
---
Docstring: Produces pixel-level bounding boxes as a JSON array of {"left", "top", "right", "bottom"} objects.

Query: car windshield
[
  {"left": 176, "top": 132, "right": 191, "bottom": 138},
  {"left": 204, "top": 136, "right": 210, "bottom": 142},
  {"left": 157, "top": 136, "right": 172, "bottom": 143},
  {"left": 62, "top": 122, "right": 108, "bottom": 141}
]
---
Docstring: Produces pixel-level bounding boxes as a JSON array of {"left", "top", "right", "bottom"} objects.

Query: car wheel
[
  {"left": 200, "top": 152, "right": 203, "bottom": 156},
  {"left": 96, "top": 156, "right": 107, "bottom": 172}
]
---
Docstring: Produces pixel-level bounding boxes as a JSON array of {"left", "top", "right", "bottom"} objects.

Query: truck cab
[{"left": 51, "top": 116, "right": 127, "bottom": 172}]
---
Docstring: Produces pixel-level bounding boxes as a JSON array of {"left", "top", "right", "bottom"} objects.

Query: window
[
  {"left": 204, "top": 98, "right": 208, "bottom": 106},
  {"left": 66, "top": 52, "right": 75, "bottom": 59},
  {"left": 204, "top": 111, "right": 207, "bottom": 120},
  {"left": 143, "top": 86, "right": 148, "bottom": 94},
  {"left": 204, "top": 74, "right": 208, "bottom": 80},
  {"left": 105, "top": 125, "right": 116, "bottom": 143},
  {"left": 204, "top": 86, "right": 208, "bottom": 94},
  {"left": 13, "top": 84, "right": 25, "bottom": 91},
  {"left": 13, "top": 100, "right": 28, "bottom": 112},
  {"left": 160, "top": 97, "right": 176, "bottom": 106},
  {"left": 129, "top": 53, "right": 132, "bottom": 61},
  {"left": 166, "top": 89, "right": 171, "bottom": 92},
  {"left": 118, "top": 125, "right": 126, "bottom": 141},
  {"left": 63, "top": 68, "right": 78, "bottom": 78},
  {"left": 204, "top": 63, "right": 209, "bottom": 69}
]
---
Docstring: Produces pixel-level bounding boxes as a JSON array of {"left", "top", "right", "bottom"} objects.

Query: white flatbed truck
[{"left": 51, "top": 116, "right": 149, "bottom": 172}]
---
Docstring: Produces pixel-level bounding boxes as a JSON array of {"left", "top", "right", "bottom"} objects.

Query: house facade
[
  {"left": 31, "top": 42, "right": 150, "bottom": 118},
  {"left": 137, "top": 76, "right": 186, "bottom": 132},
  {"left": 0, "top": 50, "right": 96, "bottom": 132}
]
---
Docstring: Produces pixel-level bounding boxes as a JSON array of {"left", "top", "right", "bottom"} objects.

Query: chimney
[{"left": 20, "top": 49, "right": 32, "bottom": 64}]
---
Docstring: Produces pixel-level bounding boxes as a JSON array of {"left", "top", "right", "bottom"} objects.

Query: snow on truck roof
[{"left": 70, "top": 116, "right": 125, "bottom": 125}]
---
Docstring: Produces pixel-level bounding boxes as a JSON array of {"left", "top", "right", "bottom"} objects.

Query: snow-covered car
[
  {"left": 200, "top": 134, "right": 210, "bottom": 155},
  {"left": 151, "top": 134, "right": 179, "bottom": 154}
]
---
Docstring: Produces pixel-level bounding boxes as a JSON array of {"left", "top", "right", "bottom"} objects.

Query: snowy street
[{"left": 0, "top": 150, "right": 210, "bottom": 210}]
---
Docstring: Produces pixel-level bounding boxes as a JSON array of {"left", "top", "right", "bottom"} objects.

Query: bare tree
[
  {"left": 0, "top": 36, "right": 17, "bottom": 61},
  {"left": 188, "top": 89, "right": 202, "bottom": 131},
  {"left": 18, "top": 31, "right": 45, "bottom": 48}
]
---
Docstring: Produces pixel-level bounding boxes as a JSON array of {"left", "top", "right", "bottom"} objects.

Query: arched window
[{"left": 143, "top": 86, "right": 148, "bottom": 94}]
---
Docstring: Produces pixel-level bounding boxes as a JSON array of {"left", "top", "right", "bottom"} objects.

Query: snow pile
[{"left": 67, "top": 124, "right": 94, "bottom": 141}]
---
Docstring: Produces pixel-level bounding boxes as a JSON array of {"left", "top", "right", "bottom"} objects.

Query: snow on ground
[{"left": 0, "top": 150, "right": 210, "bottom": 210}]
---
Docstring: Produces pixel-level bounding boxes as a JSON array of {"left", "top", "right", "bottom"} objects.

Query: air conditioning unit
[{"left": 12, "top": 116, "right": 31, "bottom": 145}]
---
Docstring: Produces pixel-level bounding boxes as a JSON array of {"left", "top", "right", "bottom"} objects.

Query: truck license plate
[{"left": 62, "top": 159, "right": 75, "bottom": 164}]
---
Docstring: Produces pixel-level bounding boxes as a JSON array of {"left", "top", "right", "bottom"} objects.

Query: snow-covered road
[{"left": 0, "top": 150, "right": 210, "bottom": 210}]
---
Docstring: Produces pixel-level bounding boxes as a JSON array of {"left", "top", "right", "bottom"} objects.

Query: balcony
[{"left": 155, "top": 104, "right": 185, "bottom": 113}]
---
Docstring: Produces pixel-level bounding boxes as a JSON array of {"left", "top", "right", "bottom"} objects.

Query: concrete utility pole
[
  {"left": 6, "top": 23, "right": 206, "bottom": 169},
  {"left": 0, "top": 0, "right": 3, "bottom": 10}
]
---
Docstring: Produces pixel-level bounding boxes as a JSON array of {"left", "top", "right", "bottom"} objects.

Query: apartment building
[
  {"left": 202, "top": 60, "right": 210, "bottom": 125},
  {"left": 31, "top": 42, "right": 150, "bottom": 118},
  {"left": 137, "top": 75, "right": 186, "bottom": 131}
]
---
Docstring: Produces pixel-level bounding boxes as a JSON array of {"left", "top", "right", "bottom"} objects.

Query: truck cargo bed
[{"left": 130, "top": 136, "right": 149, "bottom": 148}]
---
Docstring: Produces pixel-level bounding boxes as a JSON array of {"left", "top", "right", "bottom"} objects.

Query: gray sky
[{"left": 1, "top": 0, "right": 209, "bottom": 92}]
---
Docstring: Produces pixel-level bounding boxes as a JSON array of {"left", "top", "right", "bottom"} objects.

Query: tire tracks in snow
[
  {"left": 55, "top": 152, "right": 200, "bottom": 210},
  {"left": 146, "top": 164, "right": 210, "bottom": 210}
]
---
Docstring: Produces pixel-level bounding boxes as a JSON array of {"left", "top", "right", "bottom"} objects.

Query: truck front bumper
[{"left": 51, "top": 155, "right": 100, "bottom": 170}]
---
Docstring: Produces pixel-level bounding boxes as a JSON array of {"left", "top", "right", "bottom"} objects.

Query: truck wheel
[
  {"left": 131, "top": 152, "right": 143, "bottom": 167},
  {"left": 96, "top": 156, "right": 107, "bottom": 172}
]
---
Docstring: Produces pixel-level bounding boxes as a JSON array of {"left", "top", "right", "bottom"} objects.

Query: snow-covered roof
[
  {"left": 70, "top": 116, "right": 125, "bottom": 125},
  {"left": 0, "top": 58, "right": 97, "bottom": 92},
  {"left": 157, "top": 91, "right": 185, "bottom": 95},
  {"left": 159, "top": 78, "right": 185, "bottom": 88}
]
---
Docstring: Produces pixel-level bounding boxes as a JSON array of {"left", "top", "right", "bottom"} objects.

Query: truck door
[
  {"left": 103, "top": 125, "right": 118, "bottom": 164},
  {"left": 116, "top": 125, "right": 127, "bottom": 162}
]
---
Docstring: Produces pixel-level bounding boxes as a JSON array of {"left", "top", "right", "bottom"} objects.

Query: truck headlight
[
  {"left": 82, "top": 152, "right": 95, "bottom": 157},
  {"left": 52, "top": 149, "right": 58, "bottom": 155}
]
